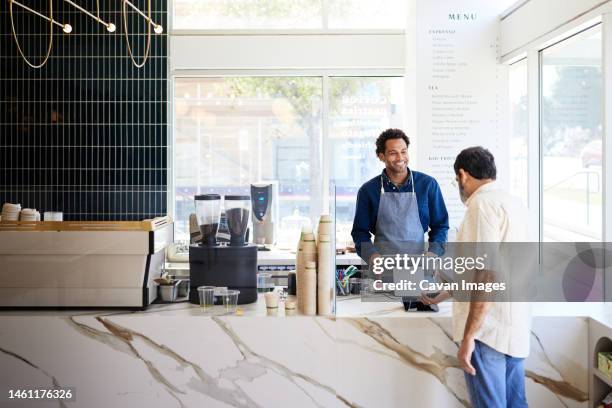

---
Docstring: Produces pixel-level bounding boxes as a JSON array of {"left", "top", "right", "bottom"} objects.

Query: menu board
[{"left": 416, "top": 0, "right": 509, "bottom": 231}]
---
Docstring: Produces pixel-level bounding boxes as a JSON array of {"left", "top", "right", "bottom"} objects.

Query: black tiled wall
[{"left": 1, "top": 0, "right": 167, "bottom": 221}]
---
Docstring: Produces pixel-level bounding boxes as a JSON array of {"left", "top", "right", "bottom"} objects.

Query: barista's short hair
[
  {"left": 454, "top": 146, "right": 497, "bottom": 180},
  {"left": 376, "top": 128, "right": 410, "bottom": 155}
]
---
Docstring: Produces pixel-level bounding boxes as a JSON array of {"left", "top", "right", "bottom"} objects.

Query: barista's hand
[
  {"left": 368, "top": 253, "right": 382, "bottom": 266},
  {"left": 419, "top": 290, "right": 451, "bottom": 305}
]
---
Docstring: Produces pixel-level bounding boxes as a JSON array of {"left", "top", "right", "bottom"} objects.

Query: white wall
[
  {"left": 500, "top": 0, "right": 611, "bottom": 59},
  {"left": 170, "top": 34, "right": 405, "bottom": 71}
]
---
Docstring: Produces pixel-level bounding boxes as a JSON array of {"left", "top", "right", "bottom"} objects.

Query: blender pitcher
[
  {"left": 224, "top": 195, "right": 251, "bottom": 246},
  {"left": 194, "top": 194, "right": 221, "bottom": 246}
]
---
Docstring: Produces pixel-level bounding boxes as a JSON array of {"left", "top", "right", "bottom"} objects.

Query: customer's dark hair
[
  {"left": 454, "top": 146, "right": 497, "bottom": 180},
  {"left": 376, "top": 128, "right": 410, "bottom": 155}
]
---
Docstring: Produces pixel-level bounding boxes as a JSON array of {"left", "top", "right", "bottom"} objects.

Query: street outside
[{"left": 543, "top": 157, "right": 602, "bottom": 242}]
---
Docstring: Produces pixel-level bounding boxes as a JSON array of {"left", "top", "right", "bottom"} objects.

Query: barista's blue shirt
[{"left": 351, "top": 168, "right": 449, "bottom": 262}]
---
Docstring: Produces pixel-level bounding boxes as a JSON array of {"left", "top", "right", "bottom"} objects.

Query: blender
[
  {"left": 225, "top": 195, "right": 250, "bottom": 246},
  {"left": 194, "top": 194, "right": 221, "bottom": 246}
]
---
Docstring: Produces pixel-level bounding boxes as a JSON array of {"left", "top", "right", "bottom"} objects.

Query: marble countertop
[
  {"left": 0, "top": 298, "right": 603, "bottom": 407},
  {"left": 0, "top": 292, "right": 297, "bottom": 318},
  {"left": 1, "top": 290, "right": 609, "bottom": 325},
  {"left": 335, "top": 296, "right": 612, "bottom": 323},
  {"left": 0, "top": 311, "right": 592, "bottom": 407},
  {"left": 335, "top": 293, "right": 452, "bottom": 317}
]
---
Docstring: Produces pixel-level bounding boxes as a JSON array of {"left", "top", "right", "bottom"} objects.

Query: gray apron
[
  {"left": 374, "top": 171, "right": 424, "bottom": 246},
  {"left": 373, "top": 171, "right": 425, "bottom": 300}
]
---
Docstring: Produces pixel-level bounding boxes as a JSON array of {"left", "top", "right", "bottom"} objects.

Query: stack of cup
[
  {"left": 1, "top": 203, "right": 21, "bottom": 221},
  {"left": 317, "top": 231, "right": 333, "bottom": 316},
  {"left": 316, "top": 215, "right": 333, "bottom": 316},
  {"left": 302, "top": 261, "right": 317, "bottom": 315},
  {"left": 20, "top": 208, "right": 40, "bottom": 221},
  {"left": 299, "top": 232, "right": 317, "bottom": 315},
  {"left": 295, "top": 225, "right": 311, "bottom": 313},
  {"left": 301, "top": 233, "right": 317, "bottom": 270},
  {"left": 317, "top": 214, "right": 332, "bottom": 238}
]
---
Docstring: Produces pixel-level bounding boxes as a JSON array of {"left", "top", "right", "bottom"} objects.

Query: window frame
[
  {"left": 169, "top": 70, "right": 405, "bottom": 243},
  {"left": 538, "top": 23, "right": 604, "bottom": 242},
  {"left": 503, "top": 19, "right": 610, "bottom": 304},
  {"left": 507, "top": 57, "right": 529, "bottom": 208}
]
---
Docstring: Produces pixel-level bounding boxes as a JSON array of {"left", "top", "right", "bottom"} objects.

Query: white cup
[{"left": 264, "top": 291, "right": 279, "bottom": 309}]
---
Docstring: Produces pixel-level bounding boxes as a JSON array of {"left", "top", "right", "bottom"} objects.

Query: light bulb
[
  {"left": 154, "top": 24, "right": 163, "bottom": 34},
  {"left": 107, "top": 23, "right": 116, "bottom": 33},
  {"left": 63, "top": 24, "right": 72, "bottom": 34}
]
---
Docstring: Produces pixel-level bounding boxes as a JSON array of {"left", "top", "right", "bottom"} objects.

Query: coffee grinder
[
  {"left": 189, "top": 194, "right": 258, "bottom": 305},
  {"left": 250, "top": 183, "right": 277, "bottom": 245}
]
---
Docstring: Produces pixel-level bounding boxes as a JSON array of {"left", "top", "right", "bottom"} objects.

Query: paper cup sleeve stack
[
  {"left": 296, "top": 215, "right": 333, "bottom": 316},
  {"left": 317, "top": 215, "right": 333, "bottom": 316}
]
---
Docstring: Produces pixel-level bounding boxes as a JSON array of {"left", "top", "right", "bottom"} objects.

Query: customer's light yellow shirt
[{"left": 452, "top": 182, "right": 532, "bottom": 358}]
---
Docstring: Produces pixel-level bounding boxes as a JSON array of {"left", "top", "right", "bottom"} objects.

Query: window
[
  {"left": 541, "top": 25, "right": 602, "bottom": 242},
  {"left": 327, "top": 0, "right": 407, "bottom": 29},
  {"left": 173, "top": 0, "right": 322, "bottom": 30},
  {"left": 174, "top": 77, "right": 322, "bottom": 243},
  {"left": 508, "top": 59, "right": 528, "bottom": 206},
  {"left": 329, "top": 77, "right": 404, "bottom": 244},
  {"left": 172, "top": 0, "right": 406, "bottom": 30},
  {"left": 173, "top": 76, "right": 403, "bottom": 247}
]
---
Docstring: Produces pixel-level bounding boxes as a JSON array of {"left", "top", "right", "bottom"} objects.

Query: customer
[{"left": 422, "top": 146, "right": 531, "bottom": 408}]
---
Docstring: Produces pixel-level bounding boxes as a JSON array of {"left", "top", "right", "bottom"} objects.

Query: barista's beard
[{"left": 386, "top": 161, "right": 407, "bottom": 175}]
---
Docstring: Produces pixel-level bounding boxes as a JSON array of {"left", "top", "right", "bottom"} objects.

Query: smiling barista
[{"left": 351, "top": 128, "right": 449, "bottom": 309}]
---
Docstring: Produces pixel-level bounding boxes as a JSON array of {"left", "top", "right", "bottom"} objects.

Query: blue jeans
[{"left": 464, "top": 340, "right": 528, "bottom": 408}]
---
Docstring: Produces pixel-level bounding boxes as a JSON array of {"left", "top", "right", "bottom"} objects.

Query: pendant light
[
  {"left": 64, "top": 0, "right": 116, "bottom": 32},
  {"left": 8, "top": 0, "right": 163, "bottom": 69},
  {"left": 122, "top": 0, "right": 164, "bottom": 68},
  {"left": 8, "top": 0, "right": 71, "bottom": 68}
]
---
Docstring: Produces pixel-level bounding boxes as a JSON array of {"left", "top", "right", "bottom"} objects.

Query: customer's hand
[
  {"left": 458, "top": 337, "right": 476, "bottom": 376},
  {"left": 368, "top": 253, "right": 382, "bottom": 266},
  {"left": 419, "top": 290, "right": 450, "bottom": 306}
]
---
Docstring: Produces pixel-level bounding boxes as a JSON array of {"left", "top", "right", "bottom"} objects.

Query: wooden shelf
[
  {"left": 0, "top": 216, "right": 172, "bottom": 232},
  {"left": 593, "top": 367, "right": 612, "bottom": 388},
  {"left": 590, "top": 322, "right": 612, "bottom": 407}
]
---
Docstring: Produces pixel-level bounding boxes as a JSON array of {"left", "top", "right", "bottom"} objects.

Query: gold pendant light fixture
[
  {"left": 7, "top": 0, "right": 164, "bottom": 69},
  {"left": 8, "top": 0, "right": 67, "bottom": 68},
  {"left": 122, "top": 0, "right": 164, "bottom": 68},
  {"left": 64, "top": 0, "right": 116, "bottom": 33}
]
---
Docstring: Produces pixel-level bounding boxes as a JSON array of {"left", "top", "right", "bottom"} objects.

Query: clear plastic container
[
  {"left": 349, "top": 278, "right": 361, "bottom": 295},
  {"left": 224, "top": 195, "right": 251, "bottom": 246},
  {"left": 194, "top": 194, "right": 221, "bottom": 246},
  {"left": 159, "top": 282, "right": 179, "bottom": 302},
  {"left": 197, "top": 286, "right": 215, "bottom": 309},
  {"left": 221, "top": 289, "right": 241, "bottom": 314},
  {"left": 257, "top": 272, "right": 273, "bottom": 293},
  {"left": 361, "top": 278, "right": 374, "bottom": 294}
]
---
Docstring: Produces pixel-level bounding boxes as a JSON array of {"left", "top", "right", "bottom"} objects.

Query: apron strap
[{"left": 380, "top": 170, "right": 415, "bottom": 195}]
